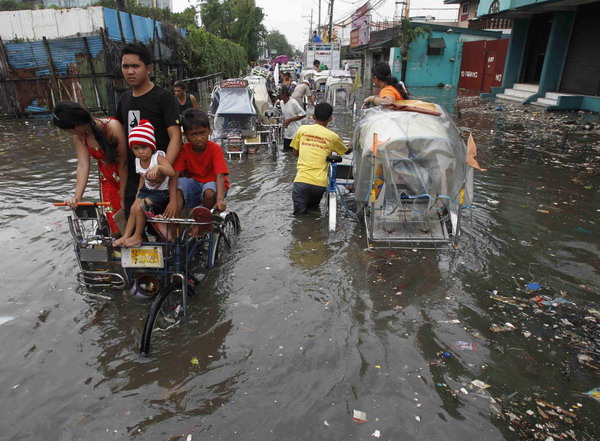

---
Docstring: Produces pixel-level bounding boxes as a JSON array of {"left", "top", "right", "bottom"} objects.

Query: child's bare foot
[
  {"left": 123, "top": 235, "right": 143, "bottom": 247},
  {"left": 113, "top": 236, "right": 128, "bottom": 247}
]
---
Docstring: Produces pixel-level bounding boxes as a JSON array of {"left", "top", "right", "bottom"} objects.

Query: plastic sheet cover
[
  {"left": 245, "top": 76, "right": 272, "bottom": 123},
  {"left": 209, "top": 87, "right": 257, "bottom": 116},
  {"left": 353, "top": 105, "right": 473, "bottom": 212}
]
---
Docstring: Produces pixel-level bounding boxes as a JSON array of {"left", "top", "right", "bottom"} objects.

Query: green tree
[
  {"left": 265, "top": 30, "right": 293, "bottom": 57},
  {"left": 395, "top": 17, "right": 431, "bottom": 82},
  {"left": 180, "top": 27, "right": 246, "bottom": 77},
  {"left": 0, "top": 0, "right": 35, "bottom": 11},
  {"left": 200, "top": 0, "right": 265, "bottom": 61}
]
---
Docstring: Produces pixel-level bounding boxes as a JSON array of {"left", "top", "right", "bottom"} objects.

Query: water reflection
[{"left": 0, "top": 88, "right": 598, "bottom": 439}]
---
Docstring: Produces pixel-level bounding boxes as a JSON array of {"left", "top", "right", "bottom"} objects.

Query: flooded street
[{"left": 1, "top": 88, "right": 599, "bottom": 440}]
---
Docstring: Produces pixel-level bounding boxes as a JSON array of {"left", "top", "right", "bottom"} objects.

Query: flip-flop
[{"left": 191, "top": 206, "right": 213, "bottom": 236}]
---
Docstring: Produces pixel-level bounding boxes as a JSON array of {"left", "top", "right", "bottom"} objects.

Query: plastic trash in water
[
  {"left": 585, "top": 387, "right": 600, "bottom": 402},
  {"left": 441, "top": 351, "right": 452, "bottom": 359},
  {"left": 525, "top": 282, "right": 542, "bottom": 292},
  {"left": 191, "top": 357, "right": 199, "bottom": 365},
  {"left": 0, "top": 316, "right": 15, "bottom": 326},
  {"left": 371, "top": 430, "right": 381, "bottom": 438},
  {"left": 353, "top": 410, "right": 367, "bottom": 423},
  {"left": 495, "top": 106, "right": 502, "bottom": 111},
  {"left": 471, "top": 379, "right": 491, "bottom": 389},
  {"left": 575, "top": 227, "right": 592, "bottom": 234},
  {"left": 455, "top": 341, "right": 477, "bottom": 351}
]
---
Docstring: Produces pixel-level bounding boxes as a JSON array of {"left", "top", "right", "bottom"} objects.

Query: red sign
[
  {"left": 350, "top": 29, "right": 360, "bottom": 48},
  {"left": 220, "top": 79, "right": 248, "bottom": 88}
]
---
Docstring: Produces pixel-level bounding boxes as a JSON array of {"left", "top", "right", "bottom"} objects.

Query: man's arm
[
  {"left": 163, "top": 172, "right": 179, "bottom": 218},
  {"left": 215, "top": 173, "right": 227, "bottom": 212},
  {"left": 165, "top": 125, "right": 182, "bottom": 164},
  {"left": 190, "top": 95, "right": 199, "bottom": 108}
]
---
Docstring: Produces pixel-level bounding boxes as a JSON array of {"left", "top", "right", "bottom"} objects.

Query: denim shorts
[
  {"left": 137, "top": 186, "right": 170, "bottom": 213},
  {"left": 178, "top": 177, "right": 220, "bottom": 208}
]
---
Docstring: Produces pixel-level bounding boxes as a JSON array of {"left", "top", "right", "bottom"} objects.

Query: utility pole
[
  {"left": 310, "top": 9, "right": 313, "bottom": 39},
  {"left": 318, "top": 0, "right": 321, "bottom": 34},
  {"left": 328, "top": 0, "right": 334, "bottom": 42}
]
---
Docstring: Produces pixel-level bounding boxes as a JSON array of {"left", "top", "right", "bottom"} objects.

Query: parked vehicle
[{"left": 325, "top": 70, "right": 355, "bottom": 109}]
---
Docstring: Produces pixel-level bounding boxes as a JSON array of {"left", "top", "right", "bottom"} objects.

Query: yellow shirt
[{"left": 291, "top": 124, "right": 348, "bottom": 187}]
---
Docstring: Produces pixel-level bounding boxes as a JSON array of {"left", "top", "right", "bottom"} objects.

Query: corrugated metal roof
[
  {"left": 0, "top": 7, "right": 184, "bottom": 43},
  {"left": 4, "top": 35, "right": 104, "bottom": 76},
  {"left": 0, "top": 7, "right": 104, "bottom": 41}
]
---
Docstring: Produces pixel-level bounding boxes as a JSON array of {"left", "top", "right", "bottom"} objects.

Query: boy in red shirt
[{"left": 174, "top": 108, "right": 229, "bottom": 216}]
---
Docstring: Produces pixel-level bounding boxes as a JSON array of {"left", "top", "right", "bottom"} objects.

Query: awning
[
  {"left": 428, "top": 38, "right": 446, "bottom": 49},
  {"left": 367, "top": 39, "right": 394, "bottom": 50}
]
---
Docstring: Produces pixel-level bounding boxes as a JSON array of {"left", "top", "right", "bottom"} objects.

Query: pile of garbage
[{"left": 486, "top": 282, "right": 599, "bottom": 439}]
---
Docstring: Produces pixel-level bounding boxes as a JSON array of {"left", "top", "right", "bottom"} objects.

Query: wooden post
[
  {"left": 42, "top": 36, "right": 61, "bottom": 107},
  {"left": 0, "top": 36, "right": 20, "bottom": 117},
  {"left": 83, "top": 37, "right": 102, "bottom": 109}
]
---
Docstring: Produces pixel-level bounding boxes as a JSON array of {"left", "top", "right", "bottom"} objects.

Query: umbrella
[{"left": 272, "top": 55, "right": 289, "bottom": 65}]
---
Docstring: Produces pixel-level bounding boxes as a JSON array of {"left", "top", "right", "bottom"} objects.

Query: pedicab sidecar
[
  {"left": 209, "top": 78, "right": 279, "bottom": 158},
  {"left": 353, "top": 102, "right": 474, "bottom": 250}
]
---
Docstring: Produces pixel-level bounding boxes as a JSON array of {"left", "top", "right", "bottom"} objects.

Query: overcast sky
[{"left": 172, "top": 0, "right": 459, "bottom": 50}]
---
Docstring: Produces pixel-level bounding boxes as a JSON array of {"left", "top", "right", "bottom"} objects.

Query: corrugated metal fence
[{"left": 0, "top": 7, "right": 184, "bottom": 116}]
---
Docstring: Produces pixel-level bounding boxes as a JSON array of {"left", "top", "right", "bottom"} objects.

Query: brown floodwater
[{"left": 0, "top": 87, "right": 598, "bottom": 440}]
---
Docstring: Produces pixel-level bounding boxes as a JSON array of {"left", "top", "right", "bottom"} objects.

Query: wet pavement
[{"left": 0, "top": 87, "right": 598, "bottom": 440}]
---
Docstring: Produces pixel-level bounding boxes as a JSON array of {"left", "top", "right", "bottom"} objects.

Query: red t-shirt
[{"left": 173, "top": 141, "right": 230, "bottom": 190}]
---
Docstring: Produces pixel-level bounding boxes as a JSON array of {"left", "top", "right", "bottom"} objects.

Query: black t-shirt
[{"left": 115, "top": 85, "right": 180, "bottom": 195}]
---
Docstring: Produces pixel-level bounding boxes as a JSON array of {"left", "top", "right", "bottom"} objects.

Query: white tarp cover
[
  {"left": 245, "top": 76, "right": 272, "bottom": 124},
  {"left": 210, "top": 87, "right": 257, "bottom": 116},
  {"left": 353, "top": 105, "right": 473, "bottom": 211}
]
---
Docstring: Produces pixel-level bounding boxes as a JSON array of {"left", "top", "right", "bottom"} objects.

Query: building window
[
  {"left": 461, "top": 2, "right": 469, "bottom": 14},
  {"left": 489, "top": 0, "right": 500, "bottom": 14},
  {"left": 427, "top": 38, "right": 446, "bottom": 55}
]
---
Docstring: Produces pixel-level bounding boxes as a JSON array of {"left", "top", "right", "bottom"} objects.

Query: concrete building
[
  {"left": 444, "top": 0, "right": 513, "bottom": 32},
  {"left": 477, "top": 0, "right": 600, "bottom": 111},
  {"left": 347, "top": 22, "right": 502, "bottom": 88}
]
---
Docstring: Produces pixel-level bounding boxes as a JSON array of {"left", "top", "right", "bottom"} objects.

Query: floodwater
[{"left": 0, "top": 88, "right": 599, "bottom": 440}]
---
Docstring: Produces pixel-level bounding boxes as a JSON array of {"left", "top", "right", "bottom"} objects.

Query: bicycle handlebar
[{"left": 53, "top": 202, "right": 111, "bottom": 207}]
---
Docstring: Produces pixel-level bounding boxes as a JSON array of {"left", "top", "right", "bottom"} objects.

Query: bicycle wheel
[
  {"left": 270, "top": 140, "right": 278, "bottom": 161},
  {"left": 140, "top": 281, "right": 184, "bottom": 356},
  {"left": 328, "top": 191, "right": 337, "bottom": 232},
  {"left": 215, "top": 213, "right": 241, "bottom": 263}
]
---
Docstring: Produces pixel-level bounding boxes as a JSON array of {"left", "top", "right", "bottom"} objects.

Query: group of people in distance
[
  {"left": 53, "top": 42, "right": 228, "bottom": 247},
  {"left": 53, "top": 42, "right": 406, "bottom": 243}
]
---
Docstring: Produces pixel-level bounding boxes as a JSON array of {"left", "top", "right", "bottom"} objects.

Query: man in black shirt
[{"left": 115, "top": 42, "right": 181, "bottom": 217}]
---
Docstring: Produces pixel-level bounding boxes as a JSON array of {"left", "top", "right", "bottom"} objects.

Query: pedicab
[
  {"left": 54, "top": 200, "right": 240, "bottom": 355},
  {"left": 353, "top": 101, "right": 474, "bottom": 249},
  {"left": 325, "top": 70, "right": 355, "bottom": 110},
  {"left": 209, "top": 78, "right": 280, "bottom": 158}
]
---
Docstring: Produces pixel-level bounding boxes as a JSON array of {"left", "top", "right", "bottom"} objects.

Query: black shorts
[
  {"left": 292, "top": 182, "right": 326, "bottom": 215},
  {"left": 283, "top": 138, "right": 293, "bottom": 151}
]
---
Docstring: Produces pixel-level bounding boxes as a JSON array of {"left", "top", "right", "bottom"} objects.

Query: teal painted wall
[
  {"left": 477, "top": 0, "right": 511, "bottom": 16},
  {"left": 502, "top": 18, "right": 529, "bottom": 88},
  {"left": 538, "top": 11, "right": 575, "bottom": 94},
  {"left": 405, "top": 30, "right": 463, "bottom": 87}
]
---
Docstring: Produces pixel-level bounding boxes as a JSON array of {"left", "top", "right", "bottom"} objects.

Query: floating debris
[{"left": 353, "top": 410, "right": 367, "bottom": 423}]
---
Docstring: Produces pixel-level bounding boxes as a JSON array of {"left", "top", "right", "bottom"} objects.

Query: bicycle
[
  {"left": 54, "top": 201, "right": 240, "bottom": 355},
  {"left": 139, "top": 210, "right": 240, "bottom": 355},
  {"left": 325, "top": 154, "right": 343, "bottom": 231}
]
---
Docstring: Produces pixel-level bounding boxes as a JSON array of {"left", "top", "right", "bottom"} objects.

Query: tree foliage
[
  {"left": 265, "top": 30, "right": 294, "bottom": 57},
  {"left": 0, "top": 0, "right": 36, "bottom": 10},
  {"left": 180, "top": 27, "right": 247, "bottom": 78},
  {"left": 200, "top": 0, "right": 265, "bottom": 61}
]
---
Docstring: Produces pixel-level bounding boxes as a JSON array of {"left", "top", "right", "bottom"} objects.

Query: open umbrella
[{"left": 272, "top": 55, "right": 289, "bottom": 65}]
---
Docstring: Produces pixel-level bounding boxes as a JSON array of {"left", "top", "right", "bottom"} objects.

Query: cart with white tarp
[{"left": 353, "top": 102, "right": 474, "bottom": 249}]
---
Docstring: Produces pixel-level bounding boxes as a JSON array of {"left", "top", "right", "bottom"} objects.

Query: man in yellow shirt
[{"left": 291, "top": 102, "right": 351, "bottom": 215}]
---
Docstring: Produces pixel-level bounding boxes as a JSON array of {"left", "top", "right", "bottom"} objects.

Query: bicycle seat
[{"left": 326, "top": 154, "right": 343, "bottom": 163}]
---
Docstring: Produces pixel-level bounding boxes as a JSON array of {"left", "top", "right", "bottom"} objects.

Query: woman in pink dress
[{"left": 53, "top": 101, "right": 128, "bottom": 234}]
